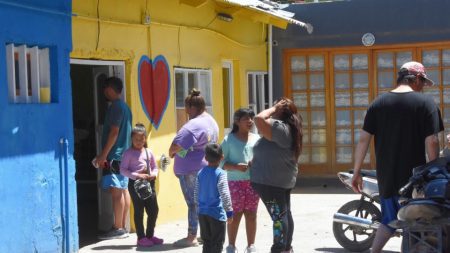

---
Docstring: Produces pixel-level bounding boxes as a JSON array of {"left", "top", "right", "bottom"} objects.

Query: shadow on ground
[
  {"left": 91, "top": 245, "right": 135, "bottom": 251},
  {"left": 315, "top": 248, "right": 399, "bottom": 253},
  {"left": 91, "top": 243, "right": 202, "bottom": 252},
  {"left": 136, "top": 244, "right": 198, "bottom": 252},
  {"left": 293, "top": 176, "right": 351, "bottom": 194}
]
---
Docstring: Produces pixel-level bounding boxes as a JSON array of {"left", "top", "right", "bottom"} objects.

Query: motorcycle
[
  {"left": 390, "top": 157, "right": 450, "bottom": 253},
  {"left": 332, "top": 169, "right": 385, "bottom": 252},
  {"left": 332, "top": 157, "right": 450, "bottom": 253}
]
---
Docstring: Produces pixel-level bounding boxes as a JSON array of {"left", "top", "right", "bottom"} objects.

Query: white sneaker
[
  {"left": 245, "top": 244, "right": 257, "bottom": 253},
  {"left": 226, "top": 245, "right": 238, "bottom": 253}
]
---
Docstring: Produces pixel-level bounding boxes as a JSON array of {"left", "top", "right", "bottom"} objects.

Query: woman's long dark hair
[
  {"left": 275, "top": 98, "right": 303, "bottom": 160},
  {"left": 231, "top": 108, "right": 255, "bottom": 133}
]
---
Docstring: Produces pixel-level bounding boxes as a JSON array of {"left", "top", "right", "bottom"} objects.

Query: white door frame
[
  {"left": 70, "top": 59, "right": 127, "bottom": 231},
  {"left": 222, "top": 61, "right": 234, "bottom": 133}
]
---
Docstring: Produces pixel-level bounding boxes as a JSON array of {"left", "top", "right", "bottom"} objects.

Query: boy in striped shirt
[{"left": 194, "top": 143, "right": 234, "bottom": 253}]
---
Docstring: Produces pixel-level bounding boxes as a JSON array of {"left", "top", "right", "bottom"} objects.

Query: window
[
  {"left": 247, "top": 72, "right": 269, "bottom": 114},
  {"left": 421, "top": 48, "right": 450, "bottom": 144},
  {"left": 6, "top": 43, "right": 51, "bottom": 103},
  {"left": 375, "top": 50, "right": 413, "bottom": 95},
  {"left": 332, "top": 53, "right": 371, "bottom": 165},
  {"left": 289, "top": 54, "right": 328, "bottom": 165},
  {"left": 174, "top": 68, "right": 212, "bottom": 130},
  {"left": 285, "top": 43, "right": 450, "bottom": 175}
]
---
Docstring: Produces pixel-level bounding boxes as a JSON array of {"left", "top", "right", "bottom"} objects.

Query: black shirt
[{"left": 363, "top": 91, "right": 443, "bottom": 198}]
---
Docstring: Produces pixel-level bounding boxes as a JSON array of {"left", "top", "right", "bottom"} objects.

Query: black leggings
[
  {"left": 128, "top": 179, "right": 159, "bottom": 239},
  {"left": 252, "top": 183, "right": 293, "bottom": 253}
]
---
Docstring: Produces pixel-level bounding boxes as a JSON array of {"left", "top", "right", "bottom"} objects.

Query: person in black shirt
[{"left": 351, "top": 61, "right": 443, "bottom": 253}]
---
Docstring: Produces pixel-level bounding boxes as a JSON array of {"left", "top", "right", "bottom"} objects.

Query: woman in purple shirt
[{"left": 169, "top": 89, "right": 219, "bottom": 247}]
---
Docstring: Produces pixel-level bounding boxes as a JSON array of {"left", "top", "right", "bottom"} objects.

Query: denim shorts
[
  {"left": 102, "top": 173, "right": 128, "bottom": 190},
  {"left": 101, "top": 160, "right": 128, "bottom": 189},
  {"left": 380, "top": 195, "right": 401, "bottom": 232}
]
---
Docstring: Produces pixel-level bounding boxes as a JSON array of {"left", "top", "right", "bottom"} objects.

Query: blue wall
[
  {"left": 272, "top": 0, "right": 450, "bottom": 98},
  {"left": 0, "top": 1, "right": 77, "bottom": 252}
]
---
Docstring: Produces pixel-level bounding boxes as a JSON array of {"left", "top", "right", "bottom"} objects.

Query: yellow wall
[{"left": 72, "top": 0, "right": 268, "bottom": 224}]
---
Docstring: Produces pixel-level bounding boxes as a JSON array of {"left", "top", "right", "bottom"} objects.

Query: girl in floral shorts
[{"left": 221, "top": 108, "right": 260, "bottom": 253}]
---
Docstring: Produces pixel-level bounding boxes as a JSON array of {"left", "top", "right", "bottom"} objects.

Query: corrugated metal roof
[{"left": 218, "top": 0, "right": 313, "bottom": 32}]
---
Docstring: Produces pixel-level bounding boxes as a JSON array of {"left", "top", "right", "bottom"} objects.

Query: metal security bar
[{"left": 6, "top": 43, "right": 51, "bottom": 103}]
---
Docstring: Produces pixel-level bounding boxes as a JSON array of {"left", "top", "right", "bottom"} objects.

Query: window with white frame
[
  {"left": 247, "top": 72, "right": 270, "bottom": 114},
  {"left": 6, "top": 44, "right": 51, "bottom": 103},
  {"left": 174, "top": 68, "right": 213, "bottom": 130}
]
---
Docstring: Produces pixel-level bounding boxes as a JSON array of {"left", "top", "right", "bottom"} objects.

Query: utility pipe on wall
[
  {"left": 268, "top": 24, "right": 273, "bottom": 107},
  {"left": 59, "top": 138, "right": 70, "bottom": 253}
]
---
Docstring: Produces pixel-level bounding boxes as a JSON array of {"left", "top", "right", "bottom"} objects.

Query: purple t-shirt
[{"left": 173, "top": 112, "right": 219, "bottom": 175}]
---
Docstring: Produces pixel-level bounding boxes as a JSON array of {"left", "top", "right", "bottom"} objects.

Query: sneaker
[
  {"left": 173, "top": 237, "right": 199, "bottom": 247},
  {"left": 226, "top": 245, "right": 238, "bottom": 253},
  {"left": 149, "top": 236, "right": 164, "bottom": 245},
  {"left": 98, "top": 228, "right": 128, "bottom": 240},
  {"left": 137, "top": 237, "right": 154, "bottom": 247},
  {"left": 245, "top": 244, "right": 257, "bottom": 253}
]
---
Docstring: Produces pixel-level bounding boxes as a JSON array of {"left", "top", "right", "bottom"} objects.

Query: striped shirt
[{"left": 194, "top": 166, "right": 233, "bottom": 221}]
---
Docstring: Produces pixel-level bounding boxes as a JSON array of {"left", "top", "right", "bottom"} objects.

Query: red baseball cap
[{"left": 398, "top": 61, "right": 434, "bottom": 86}]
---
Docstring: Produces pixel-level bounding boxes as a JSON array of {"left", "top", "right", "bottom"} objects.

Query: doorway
[{"left": 70, "top": 59, "right": 125, "bottom": 246}]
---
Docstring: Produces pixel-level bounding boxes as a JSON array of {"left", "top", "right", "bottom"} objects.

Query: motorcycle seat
[{"left": 349, "top": 169, "right": 377, "bottom": 178}]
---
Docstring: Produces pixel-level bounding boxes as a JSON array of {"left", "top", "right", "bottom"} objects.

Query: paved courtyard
[{"left": 80, "top": 182, "right": 401, "bottom": 253}]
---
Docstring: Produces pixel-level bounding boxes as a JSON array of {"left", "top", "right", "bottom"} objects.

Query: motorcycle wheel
[{"left": 333, "top": 200, "right": 381, "bottom": 252}]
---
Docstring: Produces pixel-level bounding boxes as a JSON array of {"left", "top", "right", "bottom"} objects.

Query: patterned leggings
[
  {"left": 178, "top": 172, "right": 198, "bottom": 236},
  {"left": 252, "top": 182, "right": 293, "bottom": 253}
]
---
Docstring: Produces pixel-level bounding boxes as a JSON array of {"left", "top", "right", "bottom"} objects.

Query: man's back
[
  {"left": 363, "top": 91, "right": 441, "bottom": 197},
  {"left": 102, "top": 99, "right": 132, "bottom": 161}
]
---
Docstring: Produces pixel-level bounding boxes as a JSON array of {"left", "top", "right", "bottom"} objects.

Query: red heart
[{"left": 138, "top": 55, "right": 171, "bottom": 129}]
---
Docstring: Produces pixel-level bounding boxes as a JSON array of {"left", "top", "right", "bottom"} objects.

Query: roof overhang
[{"left": 179, "top": 0, "right": 313, "bottom": 33}]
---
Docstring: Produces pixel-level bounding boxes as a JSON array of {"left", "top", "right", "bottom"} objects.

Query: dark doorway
[
  {"left": 71, "top": 64, "right": 106, "bottom": 247},
  {"left": 71, "top": 61, "right": 126, "bottom": 247}
]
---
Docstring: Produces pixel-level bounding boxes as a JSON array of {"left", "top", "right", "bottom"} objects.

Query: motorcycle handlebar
[{"left": 398, "top": 180, "right": 413, "bottom": 196}]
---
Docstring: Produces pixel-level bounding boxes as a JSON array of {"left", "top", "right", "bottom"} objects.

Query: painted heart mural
[{"left": 138, "top": 55, "right": 171, "bottom": 129}]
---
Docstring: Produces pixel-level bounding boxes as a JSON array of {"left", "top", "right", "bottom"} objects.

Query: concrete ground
[{"left": 79, "top": 179, "right": 401, "bottom": 253}]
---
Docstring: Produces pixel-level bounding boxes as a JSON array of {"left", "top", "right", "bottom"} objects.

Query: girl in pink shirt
[{"left": 120, "top": 123, "right": 163, "bottom": 247}]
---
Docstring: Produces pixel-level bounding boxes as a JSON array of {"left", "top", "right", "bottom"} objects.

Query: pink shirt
[{"left": 120, "top": 147, "right": 158, "bottom": 180}]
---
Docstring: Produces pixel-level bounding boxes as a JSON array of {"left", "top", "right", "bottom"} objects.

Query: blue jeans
[{"left": 178, "top": 172, "right": 198, "bottom": 236}]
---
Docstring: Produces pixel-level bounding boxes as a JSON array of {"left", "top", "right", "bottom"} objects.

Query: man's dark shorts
[{"left": 380, "top": 195, "right": 401, "bottom": 232}]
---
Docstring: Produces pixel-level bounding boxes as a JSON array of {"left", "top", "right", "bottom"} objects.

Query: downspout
[
  {"left": 268, "top": 24, "right": 273, "bottom": 106},
  {"left": 144, "top": 1, "right": 153, "bottom": 134},
  {"left": 59, "top": 138, "right": 70, "bottom": 253}
]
